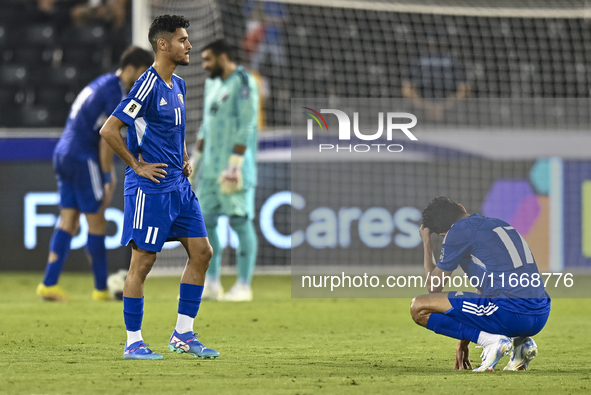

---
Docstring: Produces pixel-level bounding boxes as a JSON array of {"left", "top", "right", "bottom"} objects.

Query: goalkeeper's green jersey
[{"left": 199, "top": 66, "right": 259, "bottom": 187}]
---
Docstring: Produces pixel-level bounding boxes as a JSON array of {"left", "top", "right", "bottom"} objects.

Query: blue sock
[
  {"left": 123, "top": 296, "right": 144, "bottom": 331},
  {"left": 178, "top": 283, "right": 204, "bottom": 318},
  {"left": 86, "top": 234, "right": 107, "bottom": 290},
  {"left": 426, "top": 313, "right": 481, "bottom": 343},
  {"left": 43, "top": 229, "right": 72, "bottom": 286}
]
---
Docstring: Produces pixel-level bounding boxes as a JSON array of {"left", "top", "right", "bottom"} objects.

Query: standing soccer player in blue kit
[
  {"left": 36, "top": 46, "right": 153, "bottom": 302},
  {"left": 100, "top": 15, "right": 219, "bottom": 360},
  {"left": 410, "top": 197, "right": 551, "bottom": 371}
]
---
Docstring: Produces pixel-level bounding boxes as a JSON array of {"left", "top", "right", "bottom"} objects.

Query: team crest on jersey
[
  {"left": 221, "top": 92, "right": 229, "bottom": 102},
  {"left": 177, "top": 93, "right": 184, "bottom": 106}
]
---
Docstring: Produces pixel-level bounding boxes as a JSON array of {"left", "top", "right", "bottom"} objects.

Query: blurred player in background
[
  {"left": 191, "top": 39, "right": 259, "bottom": 302},
  {"left": 101, "top": 15, "right": 219, "bottom": 360},
  {"left": 36, "top": 46, "right": 153, "bottom": 302},
  {"left": 411, "top": 197, "right": 551, "bottom": 372}
]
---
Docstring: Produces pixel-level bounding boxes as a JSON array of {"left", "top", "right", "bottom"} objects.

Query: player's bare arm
[
  {"left": 420, "top": 224, "right": 451, "bottom": 293},
  {"left": 183, "top": 141, "right": 192, "bottom": 177},
  {"left": 99, "top": 137, "right": 117, "bottom": 210},
  {"left": 100, "top": 115, "right": 168, "bottom": 183}
]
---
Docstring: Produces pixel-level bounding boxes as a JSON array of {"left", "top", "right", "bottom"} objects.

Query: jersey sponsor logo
[
  {"left": 123, "top": 99, "right": 142, "bottom": 119},
  {"left": 177, "top": 93, "right": 184, "bottom": 106},
  {"left": 160, "top": 97, "right": 167, "bottom": 106}
]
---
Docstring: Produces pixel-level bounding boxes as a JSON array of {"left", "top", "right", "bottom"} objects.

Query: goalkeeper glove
[
  {"left": 188, "top": 151, "right": 202, "bottom": 187},
  {"left": 217, "top": 154, "right": 244, "bottom": 194}
]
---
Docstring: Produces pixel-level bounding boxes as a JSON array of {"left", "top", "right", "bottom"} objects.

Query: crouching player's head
[{"left": 421, "top": 196, "right": 467, "bottom": 235}]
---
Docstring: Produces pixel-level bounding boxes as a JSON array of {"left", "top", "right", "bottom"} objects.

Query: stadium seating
[
  {"left": 0, "top": 65, "right": 28, "bottom": 86},
  {"left": 0, "top": 0, "right": 119, "bottom": 128}
]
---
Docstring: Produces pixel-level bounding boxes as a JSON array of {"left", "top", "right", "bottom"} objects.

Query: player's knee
[
  {"left": 129, "top": 264, "right": 153, "bottom": 280},
  {"left": 201, "top": 244, "right": 213, "bottom": 263},
  {"left": 130, "top": 251, "right": 157, "bottom": 278},
  {"left": 87, "top": 216, "right": 107, "bottom": 234},
  {"left": 189, "top": 244, "right": 213, "bottom": 267},
  {"left": 410, "top": 298, "right": 426, "bottom": 326}
]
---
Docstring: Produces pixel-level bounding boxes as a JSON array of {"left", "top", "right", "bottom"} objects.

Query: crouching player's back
[{"left": 410, "top": 196, "right": 550, "bottom": 372}]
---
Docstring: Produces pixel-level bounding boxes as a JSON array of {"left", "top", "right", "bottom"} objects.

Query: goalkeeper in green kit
[{"left": 190, "top": 39, "right": 259, "bottom": 301}]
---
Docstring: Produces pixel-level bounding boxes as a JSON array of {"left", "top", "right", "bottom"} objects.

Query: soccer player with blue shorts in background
[
  {"left": 100, "top": 15, "right": 219, "bottom": 360},
  {"left": 410, "top": 197, "right": 551, "bottom": 371},
  {"left": 190, "top": 39, "right": 259, "bottom": 302},
  {"left": 36, "top": 46, "right": 153, "bottom": 302}
]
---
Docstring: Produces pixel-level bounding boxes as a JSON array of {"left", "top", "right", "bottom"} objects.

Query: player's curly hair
[
  {"left": 421, "top": 196, "right": 465, "bottom": 234},
  {"left": 148, "top": 15, "right": 190, "bottom": 52}
]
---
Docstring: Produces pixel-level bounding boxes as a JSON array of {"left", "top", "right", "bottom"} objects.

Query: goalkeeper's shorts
[{"left": 196, "top": 179, "right": 255, "bottom": 219}]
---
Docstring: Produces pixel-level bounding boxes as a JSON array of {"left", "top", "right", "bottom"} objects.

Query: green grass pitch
[{"left": 1, "top": 273, "right": 590, "bottom": 395}]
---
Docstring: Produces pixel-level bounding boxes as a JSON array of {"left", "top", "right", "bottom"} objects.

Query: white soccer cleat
[
  {"left": 504, "top": 337, "right": 538, "bottom": 371},
  {"left": 221, "top": 283, "right": 253, "bottom": 302},
  {"left": 202, "top": 280, "right": 224, "bottom": 301},
  {"left": 473, "top": 335, "right": 513, "bottom": 372}
]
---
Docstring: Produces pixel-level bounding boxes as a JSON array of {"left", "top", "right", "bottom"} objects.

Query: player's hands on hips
[
  {"left": 419, "top": 224, "right": 432, "bottom": 243},
  {"left": 134, "top": 153, "right": 168, "bottom": 183},
  {"left": 453, "top": 339, "right": 473, "bottom": 370}
]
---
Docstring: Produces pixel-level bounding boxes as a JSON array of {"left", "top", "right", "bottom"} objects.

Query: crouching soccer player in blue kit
[
  {"left": 100, "top": 15, "right": 219, "bottom": 360},
  {"left": 36, "top": 46, "right": 153, "bottom": 302},
  {"left": 410, "top": 197, "right": 551, "bottom": 371}
]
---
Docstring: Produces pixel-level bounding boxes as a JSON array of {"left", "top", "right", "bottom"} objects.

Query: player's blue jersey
[
  {"left": 437, "top": 213, "right": 551, "bottom": 315},
  {"left": 112, "top": 66, "right": 189, "bottom": 195},
  {"left": 54, "top": 73, "right": 125, "bottom": 160}
]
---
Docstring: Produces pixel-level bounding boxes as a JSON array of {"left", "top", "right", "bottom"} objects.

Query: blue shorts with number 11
[{"left": 121, "top": 183, "right": 208, "bottom": 252}]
